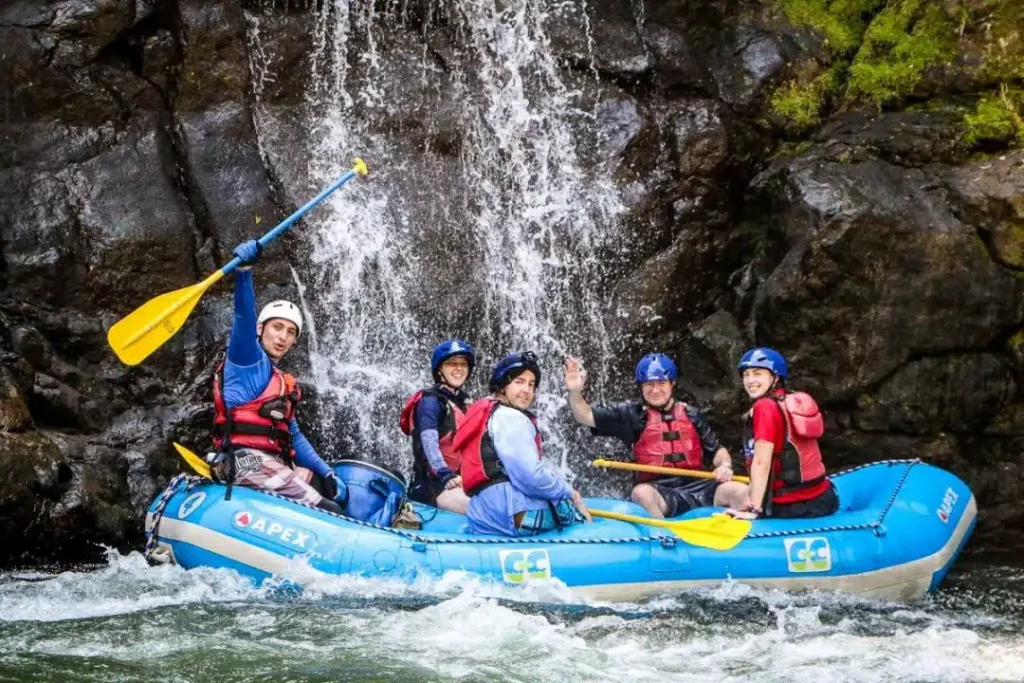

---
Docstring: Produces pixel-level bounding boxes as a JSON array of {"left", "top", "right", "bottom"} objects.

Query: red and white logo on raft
[
  {"left": 231, "top": 510, "right": 315, "bottom": 549},
  {"left": 936, "top": 487, "right": 959, "bottom": 523}
]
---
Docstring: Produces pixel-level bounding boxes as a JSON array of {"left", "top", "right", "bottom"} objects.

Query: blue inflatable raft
[{"left": 145, "top": 459, "right": 976, "bottom": 602}]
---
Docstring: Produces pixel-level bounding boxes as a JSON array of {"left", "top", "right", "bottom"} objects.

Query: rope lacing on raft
[{"left": 146, "top": 459, "right": 921, "bottom": 549}]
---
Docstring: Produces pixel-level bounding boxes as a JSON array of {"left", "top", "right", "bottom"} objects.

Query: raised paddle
[
  {"left": 589, "top": 509, "right": 751, "bottom": 550},
  {"left": 174, "top": 442, "right": 212, "bottom": 479},
  {"left": 592, "top": 458, "right": 751, "bottom": 484},
  {"left": 107, "top": 158, "right": 370, "bottom": 365}
]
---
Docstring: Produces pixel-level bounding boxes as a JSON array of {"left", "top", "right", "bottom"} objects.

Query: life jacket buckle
[{"left": 661, "top": 431, "right": 681, "bottom": 441}]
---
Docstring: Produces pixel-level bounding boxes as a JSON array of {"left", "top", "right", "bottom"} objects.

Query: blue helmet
[
  {"left": 431, "top": 339, "right": 475, "bottom": 380},
  {"left": 489, "top": 351, "right": 541, "bottom": 393},
  {"left": 635, "top": 353, "right": 677, "bottom": 383},
  {"left": 738, "top": 347, "right": 788, "bottom": 378}
]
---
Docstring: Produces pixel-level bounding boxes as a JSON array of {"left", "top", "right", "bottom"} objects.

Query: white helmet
[{"left": 257, "top": 300, "right": 303, "bottom": 337}]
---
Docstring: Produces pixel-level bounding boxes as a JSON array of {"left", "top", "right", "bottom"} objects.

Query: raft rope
[
  {"left": 144, "top": 472, "right": 205, "bottom": 562},
  {"left": 146, "top": 459, "right": 921, "bottom": 551},
  {"left": 745, "top": 458, "right": 920, "bottom": 540}
]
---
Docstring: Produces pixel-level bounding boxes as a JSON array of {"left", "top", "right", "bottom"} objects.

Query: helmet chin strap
[{"left": 640, "top": 386, "right": 674, "bottom": 411}]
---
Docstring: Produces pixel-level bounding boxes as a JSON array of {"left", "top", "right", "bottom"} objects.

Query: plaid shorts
[{"left": 218, "top": 448, "right": 323, "bottom": 506}]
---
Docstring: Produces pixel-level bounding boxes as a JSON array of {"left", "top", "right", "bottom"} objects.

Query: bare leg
[
  {"left": 630, "top": 484, "right": 669, "bottom": 519},
  {"left": 435, "top": 486, "right": 470, "bottom": 515},
  {"left": 714, "top": 481, "right": 749, "bottom": 508}
]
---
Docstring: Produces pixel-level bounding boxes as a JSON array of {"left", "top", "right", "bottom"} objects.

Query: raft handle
[
  {"left": 411, "top": 541, "right": 428, "bottom": 552},
  {"left": 659, "top": 537, "right": 678, "bottom": 548}
]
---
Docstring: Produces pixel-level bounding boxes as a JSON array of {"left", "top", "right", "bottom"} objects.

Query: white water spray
[{"left": 247, "top": 0, "right": 624, "bottom": 473}]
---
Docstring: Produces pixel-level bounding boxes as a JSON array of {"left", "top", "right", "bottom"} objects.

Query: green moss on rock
[
  {"left": 964, "top": 86, "right": 1024, "bottom": 147},
  {"left": 846, "top": 0, "right": 958, "bottom": 105},
  {"left": 769, "top": 69, "right": 840, "bottom": 129},
  {"left": 780, "top": 0, "right": 886, "bottom": 55}
]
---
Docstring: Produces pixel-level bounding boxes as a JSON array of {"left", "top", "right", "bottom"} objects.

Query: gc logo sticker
[
  {"left": 784, "top": 537, "right": 832, "bottom": 573},
  {"left": 177, "top": 492, "right": 206, "bottom": 520},
  {"left": 499, "top": 549, "right": 552, "bottom": 584}
]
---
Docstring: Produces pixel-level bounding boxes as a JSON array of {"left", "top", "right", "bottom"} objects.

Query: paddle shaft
[
  {"left": 221, "top": 163, "right": 366, "bottom": 278},
  {"left": 111, "top": 160, "right": 368, "bottom": 358},
  {"left": 592, "top": 458, "right": 750, "bottom": 484}
]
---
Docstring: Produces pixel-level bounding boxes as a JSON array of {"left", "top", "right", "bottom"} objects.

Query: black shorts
[
  {"left": 769, "top": 482, "right": 839, "bottom": 519},
  {"left": 652, "top": 478, "right": 719, "bottom": 517},
  {"left": 408, "top": 475, "right": 445, "bottom": 506}
]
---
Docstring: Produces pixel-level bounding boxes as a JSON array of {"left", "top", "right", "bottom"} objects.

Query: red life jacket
[
  {"left": 631, "top": 402, "right": 704, "bottom": 482},
  {"left": 745, "top": 391, "right": 828, "bottom": 505},
  {"left": 212, "top": 362, "right": 300, "bottom": 459},
  {"left": 454, "top": 398, "right": 542, "bottom": 497},
  {"left": 399, "top": 387, "right": 467, "bottom": 474}
]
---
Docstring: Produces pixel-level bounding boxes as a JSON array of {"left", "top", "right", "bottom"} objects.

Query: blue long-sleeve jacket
[
  {"left": 413, "top": 393, "right": 450, "bottom": 476},
  {"left": 467, "top": 405, "right": 573, "bottom": 536},
  {"left": 220, "top": 269, "right": 332, "bottom": 480}
]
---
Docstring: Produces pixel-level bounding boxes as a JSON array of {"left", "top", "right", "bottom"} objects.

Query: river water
[{"left": 1, "top": 552, "right": 1022, "bottom": 682}]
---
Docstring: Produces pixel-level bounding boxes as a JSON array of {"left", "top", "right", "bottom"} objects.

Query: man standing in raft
[
  {"left": 731, "top": 347, "right": 838, "bottom": 519},
  {"left": 564, "top": 353, "right": 747, "bottom": 518},
  {"left": 210, "top": 239, "right": 344, "bottom": 514},
  {"left": 454, "top": 352, "right": 591, "bottom": 536},
  {"left": 400, "top": 339, "right": 474, "bottom": 514}
]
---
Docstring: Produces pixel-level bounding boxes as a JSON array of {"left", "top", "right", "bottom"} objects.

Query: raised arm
[
  {"left": 564, "top": 357, "right": 595, "bottom": 427},
  {"left": 226, "top": 244, "right": 264, "bottom": 367}
]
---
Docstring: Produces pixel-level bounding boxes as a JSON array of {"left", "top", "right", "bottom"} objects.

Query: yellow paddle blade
[
  {"left": 107, "top": 271, "right": 224, "bottom": 365},
  {"left": 591, "top": 509, "right": 751, "bottom": 550},
  {"left": 173, "top": 442, "right": 211, "bottom": 479}
]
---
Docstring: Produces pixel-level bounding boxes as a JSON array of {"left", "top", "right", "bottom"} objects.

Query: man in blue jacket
[
  {"left": 210, "top": 239, "right": 343, "bottom": 513},
  {"left": 454, "top": 352, "right": 591, "bottom": 536}
]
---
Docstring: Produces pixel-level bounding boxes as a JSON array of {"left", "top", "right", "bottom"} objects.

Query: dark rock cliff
[{"left": 1, "top": 0, "right": 1021, "bottom": 566}]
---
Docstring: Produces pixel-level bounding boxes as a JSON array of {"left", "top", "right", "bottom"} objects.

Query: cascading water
[{"left": 248, "top": 0, "right": 624, "bottom": 475}]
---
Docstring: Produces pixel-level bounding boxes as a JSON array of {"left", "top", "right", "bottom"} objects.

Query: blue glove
[
  {"left": 435, "top": 466, "right": 457, "bottom": 487},
  {"left": 233, "top": 239, "right": 262, "bottom": 265},
  {"left": 325, "top": 472, "right": 348, "bottom": 505}
]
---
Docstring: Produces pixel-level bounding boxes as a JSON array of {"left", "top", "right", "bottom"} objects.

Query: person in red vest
[
  {"left": 729, "top": 347, "right": 838, "bottom": 520},
  {"left": 210, "top": 240, "right": 343, "bottom": 513},
  {"left": 565, "top": 353, "right": 747, "bottom": 518},
  {"left": 400, "top": 339, "right": 474, "bottom": 514},
  {"left": 454, "top": 352, "right": 590, "bottom": 536}
]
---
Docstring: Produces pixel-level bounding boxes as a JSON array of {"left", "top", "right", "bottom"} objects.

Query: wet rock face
[
  {"left": 747, "top": 153, "right": 1023, "bottom": 402},
  {"left": 1, "top": 1, "right": 1022, "bottom": 565}
]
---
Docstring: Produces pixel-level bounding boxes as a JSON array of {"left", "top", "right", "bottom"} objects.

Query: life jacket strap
[
  {"left": 775, "top": 474, "right": 826, "bottom": 495},
  {"left": 214, "top": 422, "right": 291, "bottom": 444},
  {"left": 465, "top": 474, "right": 509, "bottom": 498}
]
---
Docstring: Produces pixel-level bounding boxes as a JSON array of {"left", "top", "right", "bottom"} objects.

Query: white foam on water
[
  {"left": 2, "top": 555, "right": 1024, "bottom": 681},
  {"left": 0, "top": 552, "right": 259, "bottom": 624}
]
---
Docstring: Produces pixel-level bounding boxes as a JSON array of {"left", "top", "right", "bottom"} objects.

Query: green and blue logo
[
  {"left": 784, "top": 537, "right": 832, "bottom": 573},
  {"left": 499, "top": 549, "right": 552, "bottom": 584}
]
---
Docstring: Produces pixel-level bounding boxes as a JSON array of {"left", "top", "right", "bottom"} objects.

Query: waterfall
[{"left": 246, "top": 0, "right": 625, "bottom": 477}]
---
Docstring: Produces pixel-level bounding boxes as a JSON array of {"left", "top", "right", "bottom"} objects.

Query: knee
[
  {"left": 631, "top": 485, "right": 655, "bottom": 506},
  {"left": 717, "top": 483, "right": 748, "bottom": 508}
]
